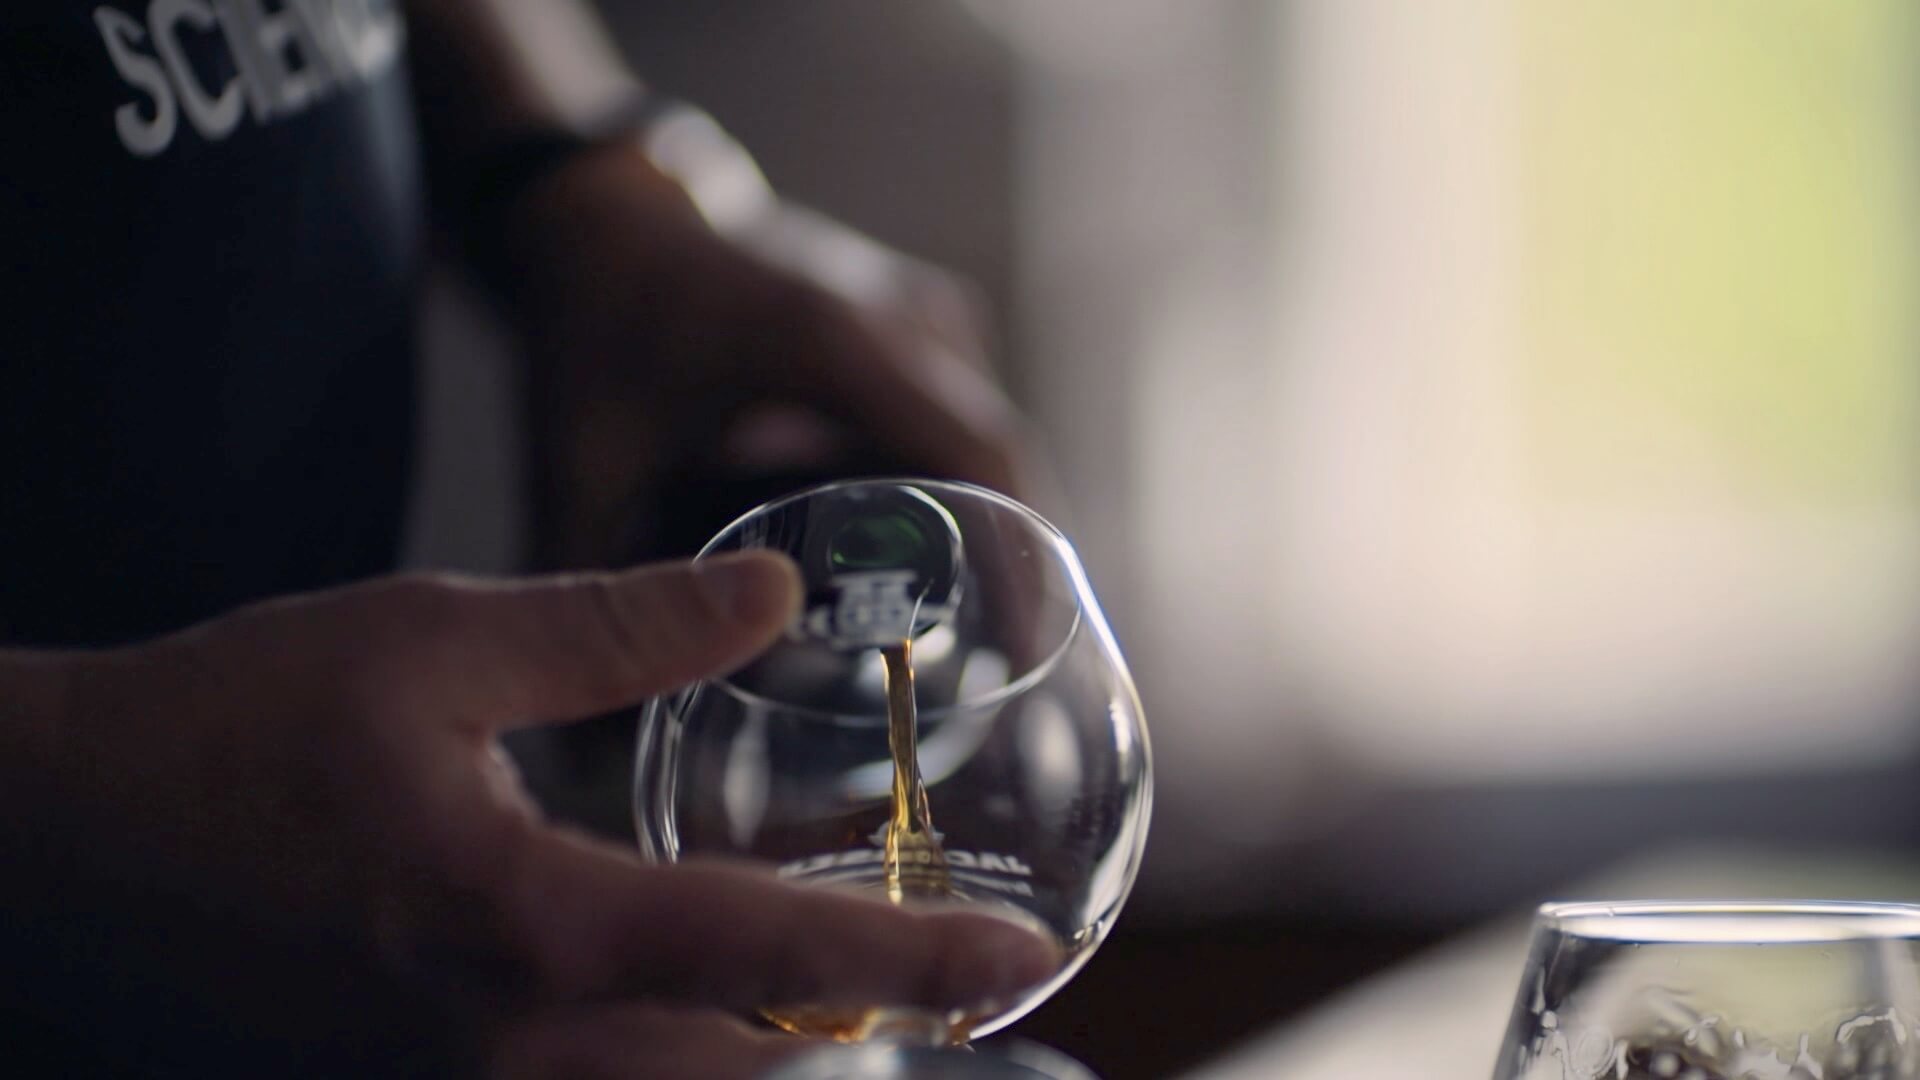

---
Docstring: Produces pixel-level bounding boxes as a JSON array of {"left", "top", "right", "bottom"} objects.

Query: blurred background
[{"left": 406, "top": 2, "right": 1920, "bottom": 1075}]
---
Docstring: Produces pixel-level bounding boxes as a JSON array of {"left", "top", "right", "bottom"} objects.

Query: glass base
[
  {"left": 760, "top": 1039, "right": 1097, "bottom": 1080},
  {"left": 763, "top": 1004, "right": 965, "bottom": 1046}
]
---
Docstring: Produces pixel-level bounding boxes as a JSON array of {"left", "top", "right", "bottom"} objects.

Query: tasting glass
[{"left": 634, "top": 479, "right": 1152, "bottom": 1044}]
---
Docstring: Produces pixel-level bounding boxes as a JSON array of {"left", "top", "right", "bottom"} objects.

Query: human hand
[
  {"left": 0, "top": 553, "right": 1056, "bottom": 1076},
  {"left": 501, "top": 143, "right": 1046, "bottom": 568}
]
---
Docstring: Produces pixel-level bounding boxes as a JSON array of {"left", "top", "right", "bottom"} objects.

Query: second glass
[
  {"left": 634, "top": 479, "right": 1152, "bottom": 1045},
  {"left": 1493, "top": 900, "right": 1920, "bottom": 1079}
]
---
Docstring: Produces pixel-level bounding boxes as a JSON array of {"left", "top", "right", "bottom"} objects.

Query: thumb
[{"left": 299, "top": 552, "right": 801, "bottom": 731}]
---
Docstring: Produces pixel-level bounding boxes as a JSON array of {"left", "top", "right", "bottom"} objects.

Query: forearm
[
  {"left": 0, "top": 651, "right": 69, "bottom": 768},
  {"left": 0, "top": 651, "right": 76, "bottom": 857},
  {"left": 405, "top": 0, "right": 639, "bottom": 163}
]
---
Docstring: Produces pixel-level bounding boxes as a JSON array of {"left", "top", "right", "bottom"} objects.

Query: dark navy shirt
[{"left": 1, "top": 0, "right": 424, "bottom": 646}]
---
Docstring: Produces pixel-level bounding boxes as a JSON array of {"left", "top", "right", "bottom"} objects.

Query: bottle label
[{"left": 794, "top": 570, "right": 958, "bottom": 650}]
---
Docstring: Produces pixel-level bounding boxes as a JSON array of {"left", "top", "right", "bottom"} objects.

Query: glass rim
[
  {"left": 688, "top": 476, "right": 1090, "bottom": 723},
  {"left": 693, "top": 477, "right": 1077, "bottom": 553},
  {"left": 1536, "top": 899, "right": 1920, "bottom": 943}
]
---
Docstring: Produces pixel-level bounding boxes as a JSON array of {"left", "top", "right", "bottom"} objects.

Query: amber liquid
[
  {"left": 879, "top": 639, "right": 954, "bottom": 903},
  {"left": 764, "top": 638, "right": 972, "bottom": 1044},
  {"left": 765, "top": 1000, "right": 990, "bottom": 1046}
]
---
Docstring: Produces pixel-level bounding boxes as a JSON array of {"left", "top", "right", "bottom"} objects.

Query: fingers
[
  {"left": 895, "top": 260, "right": 997, "bottom": 376},
  {"left": 428, "top": 553, "right": 799, "bottom": 730},
  {"left": 255, "top": 553, "right": 800, "bottom": 731},
  {"left": 503, "top": 829, "right": 1059, "bottom": 1014},
  {"left": 802, "top": 290, "right": 1031, "bottom": 500},
  {"left": 490, "top": 1004, "right": 798, "bottom": 1080}
]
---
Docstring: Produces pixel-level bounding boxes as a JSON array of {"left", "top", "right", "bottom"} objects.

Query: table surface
[{"left": 1180, "top": 846, "right": 1920, "bottom": 1080}]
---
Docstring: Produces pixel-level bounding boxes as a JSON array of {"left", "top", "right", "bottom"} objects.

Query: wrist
[
  {"left": 454, "top": 95, "right": 775, "bottom": 296},
  {"left": 493, "top": 138, "right": 709, "bottom": 320}
]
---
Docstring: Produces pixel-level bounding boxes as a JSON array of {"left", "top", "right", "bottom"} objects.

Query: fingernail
[
  {"left": 694, "top": 552, "right": 802, "bottom": 626},
  {"left": 988, "top": 923, "right": 1063, "bottom": 993}
]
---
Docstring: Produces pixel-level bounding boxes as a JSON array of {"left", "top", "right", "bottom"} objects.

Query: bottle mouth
[
  {"left": 691, "top": 478, "right": 1090, "bottom": 723},
  {"left": 1539, "top": 900, "right": 1920, "bottom": 943}
]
